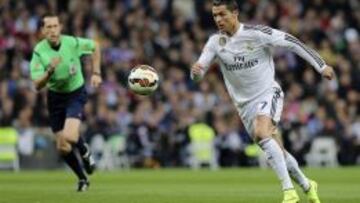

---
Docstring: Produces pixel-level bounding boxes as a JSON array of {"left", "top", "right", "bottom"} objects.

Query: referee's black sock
[
  {"left": 75, "top": 136, "right": 89, "bottom": 157},
  {"left": 62, "top": 150, "right": 87, "bottom": 180}
]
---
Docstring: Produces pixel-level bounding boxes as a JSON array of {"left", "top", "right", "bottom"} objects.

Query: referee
[{"left": 30, "top": 13, "right": 102, "bottom": 192}]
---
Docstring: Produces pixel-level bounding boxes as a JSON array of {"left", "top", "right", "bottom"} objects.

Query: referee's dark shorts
[{"left": 47, "top": 86, "right": 88, "bottom": 133}]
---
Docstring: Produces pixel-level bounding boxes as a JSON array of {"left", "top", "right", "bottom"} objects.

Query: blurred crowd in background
[{"left": 0, "top": 0, "right": 359, "bottom": 169}]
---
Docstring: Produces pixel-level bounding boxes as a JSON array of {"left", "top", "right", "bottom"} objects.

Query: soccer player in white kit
[{"left": 191, "top": 0, "right": 335, "bottom": 203}]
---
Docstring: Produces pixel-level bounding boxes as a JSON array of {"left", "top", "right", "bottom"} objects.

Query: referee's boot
[
  {"left": 82, "top": 144, "right": 96, "bottom": 175},
  {"left": 77, "top": 179, "right": 90, "bottom": 192}
]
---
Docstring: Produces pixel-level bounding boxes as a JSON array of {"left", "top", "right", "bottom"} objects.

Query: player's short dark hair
[
  {"left": 40, "top": 13, "right": 60, "bottom": 27},
  {"left": 213, "top": 0, "right": 239, "bottom": 11}
]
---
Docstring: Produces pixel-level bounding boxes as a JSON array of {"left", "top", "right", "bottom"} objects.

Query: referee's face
[
  {"left": 212, "top": 5, "right": 239, "bottom": 35},
  {"left": 42, "top": 17, "right": 62, "bottom": 45}
]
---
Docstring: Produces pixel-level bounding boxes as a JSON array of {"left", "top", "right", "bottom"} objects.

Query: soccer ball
[{"left": 128, "top": 64, "right": 159, "bottom": 95}]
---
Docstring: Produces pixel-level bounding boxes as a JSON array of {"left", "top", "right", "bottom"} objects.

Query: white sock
[
  {"left": 259, "top": 138, "right": 294, "bottom": 190},
  {"left": 285, "top": 151, "right": 310, "bottom": 192}
]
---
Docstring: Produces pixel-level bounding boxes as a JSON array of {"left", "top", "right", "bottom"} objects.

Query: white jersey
[{"left": 193, "top": 24, "right": 326, "bottom": 105}]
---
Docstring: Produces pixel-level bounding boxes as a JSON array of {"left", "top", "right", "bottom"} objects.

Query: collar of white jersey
[
  {"left": 235, "top": 23, "right": 243, "bottom": 37},
  {"left": 219, "top": 23, "right": 243, "bottom": 38}
]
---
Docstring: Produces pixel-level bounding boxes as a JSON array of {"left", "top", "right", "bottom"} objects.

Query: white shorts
[{"left": 237, "top": 87, "right": 284, "bottom": 134}]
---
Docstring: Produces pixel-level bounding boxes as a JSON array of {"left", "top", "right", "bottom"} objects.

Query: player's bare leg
[
  {"left": 63, "top": 118, "right": 96, "bottom": 175},
  {"left": 272, "top": 128, "right": 321, "bottom": 203},
  {"left": 253, "top": 115, "right": 299, "bottom": 203}
]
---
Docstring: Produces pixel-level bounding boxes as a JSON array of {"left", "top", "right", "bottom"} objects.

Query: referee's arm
[
  {"left": 30, "top": 55, "right": 61, "bottom": 91},
  {"left": 76, "top": 37, "right": 102, "bottom": 88},
  {"left": 89, "top": 41, "right": 102, "bottom": 88},
  {"left": 91, "top": 41, "right": 101, "bottom": 75}
]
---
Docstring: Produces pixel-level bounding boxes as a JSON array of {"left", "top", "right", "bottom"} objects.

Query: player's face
[
  {"left": 212, "top": 5, "right": 238, "bottom": 34},
  {"left": 42, "top": 17, "right": 62, "bottom": 44}
]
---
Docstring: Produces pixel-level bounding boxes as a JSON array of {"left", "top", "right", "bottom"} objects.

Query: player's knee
[
  {"left": 252, "top": 116, "right": 273, "bottom": 141},
  {"left": 253, "top": 127, "right": 271, "bottom": 142}
]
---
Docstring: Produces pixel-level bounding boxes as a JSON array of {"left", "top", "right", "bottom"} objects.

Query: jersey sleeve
[
  {"left": 75, "top": 37, "right": 96, "bottom": 56},
  {"left": 30, "top": 52, "right": 45, "bottom": 80},
  {"left": 256, "top": 26, "right": 327, "bottom": 73},
  {"left": 192, "top": 36, "right": 217, "bottom": 80}
]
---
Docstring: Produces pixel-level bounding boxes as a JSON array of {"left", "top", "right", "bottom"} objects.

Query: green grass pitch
[{"left": 0, "top": 167, "right": 359, "bottom": 203}]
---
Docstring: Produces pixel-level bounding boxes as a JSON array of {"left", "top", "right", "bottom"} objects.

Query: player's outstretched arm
[
  {"left": 90, "top": 41, "right": 102, "bottom": 88},
  {"left": 191, "top": 63, "right": 205, "bottom": 82},
  {"left": 256, "top": 26, "right": 335, "bottom": 78},
  {"left": 32, "top": 57, "right": 61, "bottom": 91},
  {"left": 321, "top": 65, "right": 335, "bottom": 80},
  {"left": 191, "top": 35, "right": 217, "bottom": 82}
]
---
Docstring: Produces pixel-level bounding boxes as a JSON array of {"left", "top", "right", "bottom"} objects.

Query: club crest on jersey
[
  {"left": 245, "top": 42, "right": 254, "bottom": 51},
  {"left": 219, "top": 36, "right": 227, "bottom": 47}
]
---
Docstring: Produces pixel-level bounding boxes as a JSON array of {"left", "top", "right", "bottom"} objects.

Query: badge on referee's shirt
[
  {"left": 69, "top": 59, "right": 77, "bottom": 76},
  {"left": 69, "top": 65, "right": 76, "bottom": 76}
]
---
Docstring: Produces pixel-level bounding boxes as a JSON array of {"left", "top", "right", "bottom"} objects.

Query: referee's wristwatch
[{"left": 92, "top": 71, "right": 101, "bottom": 76}]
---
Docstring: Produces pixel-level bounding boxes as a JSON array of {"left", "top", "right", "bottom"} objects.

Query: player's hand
[
  {"left": 191, "top": 63, "right": 204, "bottom": 81},
  {"left": 321, "top": 65, "right": 335, "bottom": 80},
  {"left": 90, "top": 73, "right": 102, "bottom": 88}
]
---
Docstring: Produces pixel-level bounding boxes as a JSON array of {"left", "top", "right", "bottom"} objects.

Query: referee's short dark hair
[
  {"left": 213, "top": 0, "right": 239, "bottom": 11},
  {"left": 39, "top": 13, "right": 59, "bottom": 27}
]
